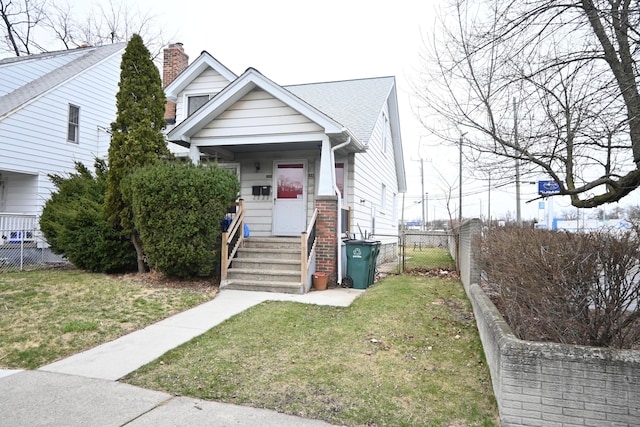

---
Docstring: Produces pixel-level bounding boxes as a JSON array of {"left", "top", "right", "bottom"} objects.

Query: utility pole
[
  {"left": 459, "top": 133, "right": 465, "bottom": 225},
  {"left": 421, "top": 158, "right": 425, "bottom": 231},
  {"left": 426, "top": 193, "right": 429, "bottom": 230},
  {"left": 514, "top": 98, "right": 522, "bottom": 225},
  {"left": 488, "top": 172, "right": 492, "bottom": 230}
]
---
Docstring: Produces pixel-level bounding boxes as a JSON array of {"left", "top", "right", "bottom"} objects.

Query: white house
[
  {"left": 162, "top": 44, "right": 406, "bottom": 292},
  {"left": 0, "top": 41, "right": 406, "bottom": 289},
  {"left": 0, "top": 43, "right": 126, "bottom": 247}
]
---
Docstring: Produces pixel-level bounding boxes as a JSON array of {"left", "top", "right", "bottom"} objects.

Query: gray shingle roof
[
  {"left": 0, "top": 43, "right": 125, "bottom": 118},
  {"left": 285, "top": 76, "right": 395, "bottom": 145}
]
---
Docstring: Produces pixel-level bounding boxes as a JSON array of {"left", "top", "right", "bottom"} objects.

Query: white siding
[
  {"left": 1, "top": 172, "right": 38, "bottom": 213},
  {"left": 351, "top": 100, "right": 399, "bottom": 243},
  {"left": 234, "top": 150, "right": 318, "bottom": 237},
  {"left": 0, "top": 52, "right": 121, "bottom": 214},
  {"left": 195, "top": 89, "right": 322, "bottom": 139},
  {"left": 175, "top": 68, "right": 233, "bottom": 122}
]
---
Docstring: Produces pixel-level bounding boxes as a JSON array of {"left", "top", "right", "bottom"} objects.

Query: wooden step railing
[
  {"left": 301, "top": 208, "right": 318, "bottom": 285},
  {"left": 221, "top": 200, "right": 245, "bottom": 281}
]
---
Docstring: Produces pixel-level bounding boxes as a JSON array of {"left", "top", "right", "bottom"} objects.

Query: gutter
[{"left": 331, "top": 136, "right": 352, "bottom": 286}]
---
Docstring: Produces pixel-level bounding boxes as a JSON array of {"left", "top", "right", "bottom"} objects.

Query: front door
[{"left": 273, "top": 161, "right": 306, "bottom": 236}]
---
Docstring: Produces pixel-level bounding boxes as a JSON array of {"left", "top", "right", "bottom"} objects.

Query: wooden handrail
[
  {"left": 221, "top": 200, "right": 245, "bottom": 281},
  {"left": 300, "top": 208, "right": 318, "bottom": 286}
]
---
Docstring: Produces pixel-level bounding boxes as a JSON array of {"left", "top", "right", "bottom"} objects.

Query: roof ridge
[
  {"left": 0, "top": 43, "right": 126, "bottom": 66},
  {"left": 284, "top": 75, "right": 394, "bottom": 88},
  {"left": 0, "top": 43, "right": 125, "bottom": 118}
]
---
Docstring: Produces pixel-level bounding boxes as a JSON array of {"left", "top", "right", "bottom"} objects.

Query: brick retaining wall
[{"left": 455, "top": 220, "right": 640, "bottom": 427}]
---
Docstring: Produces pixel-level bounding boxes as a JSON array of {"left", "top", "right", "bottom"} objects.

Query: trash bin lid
[{"left": 346, "top": 239, "right": 378, "bottom": 245}]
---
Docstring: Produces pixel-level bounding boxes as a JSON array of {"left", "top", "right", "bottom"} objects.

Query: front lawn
[
  {"left": 0, "top": 269, "right": 215, "bottom": 369},
  {"left": 124, "top": 275, "right": 499, "bottom": 427},
  {"left": 402, "top": 246, "right": 456, "bottom": 271}
]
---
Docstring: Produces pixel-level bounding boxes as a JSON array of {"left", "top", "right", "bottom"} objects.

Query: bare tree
[
  {"left": 0, "top": 0, "right": 47, "bottom": 55},
  {"left": 415, "top": 0, "right": 640, "bottom": 209},
  {"left": 1, "top": 0, "right": 172, "bottom": 58}
]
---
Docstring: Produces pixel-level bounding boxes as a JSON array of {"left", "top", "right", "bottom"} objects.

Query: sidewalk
[{"left": 0, "top": 287, "right": 363, "bottom": 426}]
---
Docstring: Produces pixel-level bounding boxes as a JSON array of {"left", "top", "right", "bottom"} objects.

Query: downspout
[{"left": 331, "top": 136, "right": 351, "bottom": 285}]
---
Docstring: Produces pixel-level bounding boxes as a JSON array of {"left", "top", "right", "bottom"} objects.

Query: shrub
[
  {"left": 479, "top": 226, "right": 640, "bottom": 349},
  {"left": 124, "top": 162, "right": 239, "bottom": 279},
  {"left": 40, "top": 160, "right": 137, "bottom": 273}
]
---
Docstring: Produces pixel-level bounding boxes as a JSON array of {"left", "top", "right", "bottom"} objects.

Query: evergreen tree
[
  {"left": 105, "top": 33, "right": 170, "bottom": 272},
  {"left": 40, "top": 160, "right": 137, "bottom": 273}
]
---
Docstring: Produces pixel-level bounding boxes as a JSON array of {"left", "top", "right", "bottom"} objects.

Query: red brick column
[{"left": 316, "top": 196, "right": 338, "bottom": 284}]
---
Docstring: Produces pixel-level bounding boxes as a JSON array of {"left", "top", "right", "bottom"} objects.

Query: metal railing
[
  {"left": 220, "top": 200, "right": 245, "bottom": 281},
  {"left": 301, "top": 208, "right": 318, "bottom": 285},
  {"left": 0, "top": 213, "right": 67, "bottom": 272}
]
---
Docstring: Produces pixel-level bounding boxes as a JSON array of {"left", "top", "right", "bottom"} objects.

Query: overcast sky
[{"left": 75, "top": 0, "right": 634, "bottom": 223}]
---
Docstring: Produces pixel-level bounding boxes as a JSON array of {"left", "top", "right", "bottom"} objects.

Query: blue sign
[
  {"left": 538, "top": 180, "right": 561, "bottom": 196},
  {"left": 538, "top": 201, "right": 545, "bottom": 209}
]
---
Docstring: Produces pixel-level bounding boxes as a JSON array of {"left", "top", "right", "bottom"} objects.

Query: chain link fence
[
  {"left": 400, "top": 230, "right": 457, "bottom": 273},
  {"left": 0, "top": 214, "right": 68, "bottom": 273}
]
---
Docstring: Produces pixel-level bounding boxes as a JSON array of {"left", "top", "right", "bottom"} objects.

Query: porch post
[
  {"left": 189, "top": 145, "right": 200, "bottom": 165},
  {"left": 316, "top": 195, "right": 338, "bottom": 284},
  {"left": 317, "top": 137, "right": 334, "bottom": 196}
]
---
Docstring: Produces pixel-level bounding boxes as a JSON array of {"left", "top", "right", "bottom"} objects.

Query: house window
[
  {"left": 187, "top": 95, "right": 210, "bottom": 116},
  {"left": 335, "top": 162, "right": 345, "bottom": 198},
  {"left": 67, "top": 104, "right": 80, "bottom": 143},
  {"left": 381, "top": 184, "right": 387, "bottom": 211},
  {"left": 381, "top": 111, "right": 389, "bottom": 154}
]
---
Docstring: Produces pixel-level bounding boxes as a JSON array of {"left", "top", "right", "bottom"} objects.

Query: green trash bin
[
  {"left": 367, "top": 241, "right": 382, "bottom": 286},
  {"left": 346, "top": 240, "right": 378, "bottom": 289}
]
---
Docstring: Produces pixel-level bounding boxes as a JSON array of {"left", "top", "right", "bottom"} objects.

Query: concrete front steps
[{"left": 221, "top": 237, "right": 305, "bottom": 294}]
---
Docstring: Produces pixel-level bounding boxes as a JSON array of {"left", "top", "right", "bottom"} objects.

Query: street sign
[
  {"left": 538, "top": 201, "right": 545, "bottom": 209},
  {"left": 538, "top": 180, "right": 561, "bottom": 196}
]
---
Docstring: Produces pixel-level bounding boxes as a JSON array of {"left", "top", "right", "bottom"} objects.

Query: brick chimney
[{"left": 163, "top": 42, "right": 189, "bottom": 123}]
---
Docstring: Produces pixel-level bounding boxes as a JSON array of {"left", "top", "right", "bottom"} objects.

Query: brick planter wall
[{"left": 454, "top": 220, "right": 640, "bottom": 427}]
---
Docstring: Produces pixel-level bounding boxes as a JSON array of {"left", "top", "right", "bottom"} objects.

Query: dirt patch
[
  {"left": 118, "top": 270, "right": 219, "bottom": 293},
  {"left": 410, "top": 268, "right": 460, "bottom": 279}
]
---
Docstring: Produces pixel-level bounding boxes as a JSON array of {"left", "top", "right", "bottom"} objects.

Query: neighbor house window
[
  {"left": 67, "top": 104, "right": 80, "bottom": 143},
  {"left": 187, "top": 95, "right": 210, "bottom": 116}
]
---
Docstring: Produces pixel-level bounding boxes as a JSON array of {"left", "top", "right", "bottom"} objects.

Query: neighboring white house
[
  {"left": 0, "top": 43, "right": 126, "bottom": 247},
  {"left": 162, "top": 44, "right": 406, "bottom": 287}
]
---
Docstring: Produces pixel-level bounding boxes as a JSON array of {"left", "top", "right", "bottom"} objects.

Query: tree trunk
[{"left": 131, "top": 232, "right": 146, "bottom": 273}]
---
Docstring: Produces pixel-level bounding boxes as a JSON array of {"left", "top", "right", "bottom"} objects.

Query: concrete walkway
[{"left": 0, "top": 287, "right": 363, "bottom": 426}]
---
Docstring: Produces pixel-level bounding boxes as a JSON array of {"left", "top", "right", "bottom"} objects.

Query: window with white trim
[
  {"left": 187, "top": 95, "right": 210, "bottom": 116},
  {"left": 335, "top": 162, "right": 346, "bottom": 200},
  {"left": 67, "top": 104, "right": 80, "bottom": 143},
  {"left": 381, "top": 111, "right": 389, "bottom": 154}
]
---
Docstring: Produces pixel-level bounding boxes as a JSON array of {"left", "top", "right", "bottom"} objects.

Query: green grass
[
  {"left": 124, "top": 275, "right": 499, "bottom": 427},
  {"left": 0, "top": 269, "right": 215, "bottom": 369},
  {"left": 402, "top": 247, "right": 456, "bottom": 271}
]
